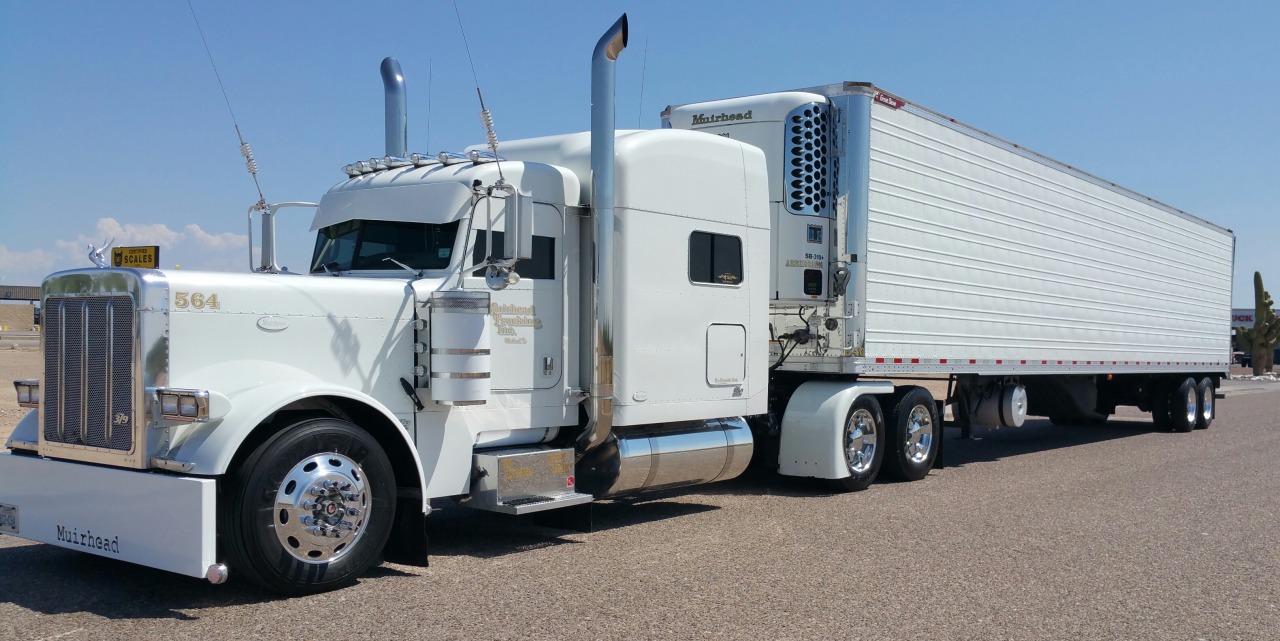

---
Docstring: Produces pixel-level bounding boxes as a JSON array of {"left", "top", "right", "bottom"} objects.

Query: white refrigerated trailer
[
  {"left": 1, "top": 16, "right": 1232, "bottom": 594},
  {"left": 661, "top": 83, "right": 1233, "bottom": 434}
]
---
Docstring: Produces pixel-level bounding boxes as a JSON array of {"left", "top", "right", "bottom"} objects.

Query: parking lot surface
[{"left": 1, "top": 346, "right": 1278, "bottom": 640}]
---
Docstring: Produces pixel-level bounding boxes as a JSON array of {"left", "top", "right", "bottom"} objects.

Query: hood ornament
[{"left": 87, "top": 237, "right": 115, "bottom": 268}]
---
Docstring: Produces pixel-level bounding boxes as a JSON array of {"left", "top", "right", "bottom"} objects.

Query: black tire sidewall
[
  {"left": 830, "top": 396, "right": 885, "bottom": 492},
  {"left": 1195, "top": 377, "right": 1214, "bottom": 430},
  {"left": 1169, "top": 378, "right": 1198, "bottom": 433},
  {"left": 885, "top": 388, "right": 939, "bottom": 482},
  {"left": 226, "top": 418, "right": 397, "bottom": 595}
]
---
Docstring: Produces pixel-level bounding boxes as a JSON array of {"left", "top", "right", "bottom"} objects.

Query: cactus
[{"left": 1236, "top": 271, "right": 1280, "bottom": 375}]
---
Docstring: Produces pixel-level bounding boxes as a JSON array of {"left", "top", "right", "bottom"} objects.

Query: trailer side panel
[{"left": 861, "top": 99, "right": 1233, "bottom": 371}]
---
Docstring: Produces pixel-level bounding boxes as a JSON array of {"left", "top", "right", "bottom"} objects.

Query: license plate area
[{"left": 0, "top": 503, "right": 17, "bottom": 533}]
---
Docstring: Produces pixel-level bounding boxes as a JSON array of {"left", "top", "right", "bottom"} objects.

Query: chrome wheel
[
  {"left": 1195, "top": 377, "right": 1214, "bottom": 430},
  {"left": 904, "top": 405, "right": 933, "bottom": 464},
  {"left": 1183, "top": 387, "right": 1198, "bottom": 426},
  {"left": 273, "top": 452, "right": 371, "bottom": 564},
  {"left": 844, "top": 408, "right": 878, "bottom": 474}
]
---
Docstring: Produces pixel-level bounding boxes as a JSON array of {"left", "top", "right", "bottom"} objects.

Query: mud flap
[{"left": 381, "top": 495, "right": 430, "bottom": 567}]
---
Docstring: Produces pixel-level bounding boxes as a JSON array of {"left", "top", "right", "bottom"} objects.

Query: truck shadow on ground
[
  {"left": 0, "top": 539, "right": 417, "bottom": 617},
  {"left": 423, "top": 497, "right": 723, "bottom": 560},
  {"left": 0, "top": 541, "right": 262, "bottom": 617},
  {"left": 939, "top": 416, "right": 1162, "bottom": 469}
]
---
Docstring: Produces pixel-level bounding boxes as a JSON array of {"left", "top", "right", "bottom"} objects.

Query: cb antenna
[
  {"left": 453, "top": 0, "right": 504, "bottom": 183},
  {"left": 187, "top": 0, "right": 267, "bottom": 211}
]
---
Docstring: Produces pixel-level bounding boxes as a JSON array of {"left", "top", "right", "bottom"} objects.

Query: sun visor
[{"left": 311, "top": 181, "right": 474, "bottom": 231}]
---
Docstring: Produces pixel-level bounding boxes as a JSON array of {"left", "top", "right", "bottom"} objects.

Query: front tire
[
  {"left": 883, "top": 387, "right": 940, "bottom": 482},
  {"left": 827, "top": 396, "right": 885, "bottom": 492},
  {"left": 224, "top": 418, "right": 396, "bottom": 595}
]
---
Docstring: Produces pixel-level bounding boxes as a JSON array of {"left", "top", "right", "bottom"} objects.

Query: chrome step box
[{"left": 465, "top": 447, "right": 593, "bottom": 515}]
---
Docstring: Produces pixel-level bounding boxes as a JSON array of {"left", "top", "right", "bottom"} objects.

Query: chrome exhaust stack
[
  {"left": 381, "top": 57, "right": 407, "bottom": 158},
  {"left": 577, "top": 14, "right": 628, "bottom": 458}
]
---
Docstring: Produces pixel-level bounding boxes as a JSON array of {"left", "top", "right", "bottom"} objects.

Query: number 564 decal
[{"left": 174, "top": 291, "right": 221, "bottom": 310}]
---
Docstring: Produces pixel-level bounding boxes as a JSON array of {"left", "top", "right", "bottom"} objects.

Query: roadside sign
[{"left": 112, "top": 246, "right": 160, "bottom": 268}]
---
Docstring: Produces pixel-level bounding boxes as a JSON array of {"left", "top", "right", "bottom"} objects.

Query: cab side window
[
  {"left": 689, "top": 231, "right": 743, "bottom": 286},
  {"left": 472, "top": 232, "right": 557, "bottom": 280}
]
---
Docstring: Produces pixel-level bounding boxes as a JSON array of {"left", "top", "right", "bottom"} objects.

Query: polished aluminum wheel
[
  {"left": 904, "top": 405, "right": 933, "bottom": 464},
  {"left": 1184, "top": 387, "right": 1198, "bottom": 426},
  {"left": 1201, "top": 385, "right": 1214, "bottom": 422},
  {"left": 273, "top": 453, "right": 370, "bottom": 564},
  {"left": 844, "top": 408, "right": 878, "bottom": 474}
]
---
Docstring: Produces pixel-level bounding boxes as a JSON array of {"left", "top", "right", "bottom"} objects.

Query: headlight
[
  {"left": 154, "top": 388, "right": 210, "bottom": 422},
  {"left": 14, "top": 380, "right": 40, "bottom": 408}
]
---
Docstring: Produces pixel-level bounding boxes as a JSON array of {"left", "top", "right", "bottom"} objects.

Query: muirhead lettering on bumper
[
  {"left": 0, "top": 451, "right": 216, "bottom": 578},
  {"left": 55, "top": 525, "right": 121, "bottom": 554}
]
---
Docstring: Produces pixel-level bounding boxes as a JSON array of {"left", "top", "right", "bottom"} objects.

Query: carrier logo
[
  {"left": 691, "top": 110, "right": 753, "bottom": 126},
  {"left": 113, "top": 412, "right": 130, "bottom": 427},
  {"left": 56, "top": 525, "right": 121, "bottom": 554},
  {"left": 874, "top": 92, "right": 904, "bottom": 110}
]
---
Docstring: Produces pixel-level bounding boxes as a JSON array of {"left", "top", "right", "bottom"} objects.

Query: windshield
[{"left": 311, "top": 219, "right": 462, "bottom": 273}]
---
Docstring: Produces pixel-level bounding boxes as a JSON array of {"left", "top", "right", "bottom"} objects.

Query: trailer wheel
[
  {"left": 828, "top": 396, "right": 885, "bottom": 492},
  {"left": 883, "top": 387, "right": 940, "bottom": 482},
  {"left": 1195, "top": 377, "right": 1214, "bottom": 430},
  {"left": 224, "top": 418, "right": 396, "bottom": 595},
  {"left": 1169, "top": 378, "right": 1198, "bottom": 433}
]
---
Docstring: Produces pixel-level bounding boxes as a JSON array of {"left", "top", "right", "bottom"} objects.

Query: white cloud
[
  {"left": 0, "top": 217, "right": 256, "bottom": 282},
  {"left": 0, "top": 245, "right": 56, "bottom": 284},
  {"left": 183, "top": 223, "right": 248, "bottom": 251}
]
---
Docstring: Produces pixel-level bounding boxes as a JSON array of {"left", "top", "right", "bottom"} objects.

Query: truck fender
[
  {"left": 166, "top": 382, "right": 429, "bottom": 513},
  {"left": 778, "top": 380, "right": 895, "bottom": 479}
]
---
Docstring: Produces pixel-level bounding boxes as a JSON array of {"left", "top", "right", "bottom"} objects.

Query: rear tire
[
  {"left": 224, "top": 418, "right": 396, "bottom": 595},
  {"left": 1169, "top": 378, "right": 1198, "bottom": 433},
  {"left": 1195, "top": 377, "right": 1214, "bottom": 430},
  {"left": 827, "top": 396, "right": 885, "bottom": 492},
  {"left": 883, "top": 387, "right": 940, "bottom": 482}
]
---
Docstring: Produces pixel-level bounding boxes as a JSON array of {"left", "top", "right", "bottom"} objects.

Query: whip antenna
[
  {"left": 187, "top": 0, "right": 267, "bottom": 210},
  {"left": 453, "top": 0, "right": 505, "bottom": 181},
  {"left": 638, "top": 37, "right": 649, "bottom": 128},
  {"left": 426, "top": 59, "right": 433, "bottom": 153}
]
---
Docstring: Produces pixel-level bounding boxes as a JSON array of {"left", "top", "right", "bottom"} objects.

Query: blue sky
[{"left": 1, "top": 0, "right": 1276, "bottom": 307}]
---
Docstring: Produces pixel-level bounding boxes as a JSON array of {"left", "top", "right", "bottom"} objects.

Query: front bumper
[{"left": 0, "top": 451, "right": 216, "bottom": 578}]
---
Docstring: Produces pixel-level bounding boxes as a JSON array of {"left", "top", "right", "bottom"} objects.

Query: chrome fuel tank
[{"left": 576, "top": 417, "right": 753, "bottom": 498}]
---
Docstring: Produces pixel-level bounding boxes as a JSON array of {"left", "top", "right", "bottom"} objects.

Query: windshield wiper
[{"left": 383, "top": 257, "right": 423, "bottom": 279}]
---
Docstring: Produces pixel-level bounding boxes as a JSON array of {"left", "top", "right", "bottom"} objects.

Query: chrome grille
[
  {"left": 43, "top": 295, "right": 136, "bottom": 451},
  {"left": 786, "top": 102, "right": 831, "bottom": 216}
]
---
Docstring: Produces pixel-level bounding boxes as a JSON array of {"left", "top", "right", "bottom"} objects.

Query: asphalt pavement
[{"left": 1, "top": 389, "right": 1277, "bottom": 640}]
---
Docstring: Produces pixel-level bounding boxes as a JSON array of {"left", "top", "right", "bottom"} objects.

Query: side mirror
[{"left": 503, "top": 191, "right": 533, "bottom": 261}]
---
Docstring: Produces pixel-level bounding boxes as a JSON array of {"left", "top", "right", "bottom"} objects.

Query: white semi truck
[{"left": 1, "top": 16, "right": 1233, "bottom": 594}]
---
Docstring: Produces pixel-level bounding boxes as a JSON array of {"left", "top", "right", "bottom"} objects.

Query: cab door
[{"left": 464, "top": 202, "right": 566, "bottom": 393}]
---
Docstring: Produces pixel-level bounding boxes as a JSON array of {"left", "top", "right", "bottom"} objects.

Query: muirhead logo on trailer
[
  {"left": 691, "top": 110, "right": 753, "bottom": 126},
  {"left": 56, "top": 525, "right": 121, "bottom": 554}
]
